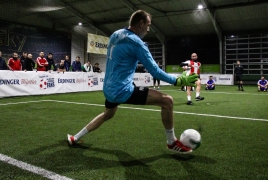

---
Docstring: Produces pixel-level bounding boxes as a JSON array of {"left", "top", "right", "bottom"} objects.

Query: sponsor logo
[
  {"left": 39, "top": 78, "right": 55, "bottom": 89},
  {"left": 88, "top": 78, "right": 93, "bottom": 87},
  {"left": 100, "top": 78, "right": 104, "bottom": 82},
  {"left": 21, "top": 79, "right": 37, "bottom": 86},
  {"left": 90, "top": 41, "right": 94, "bottom": 46},
  {"left": 145, "top": 76, "right": 150, "bottom": 84},
  {"left": 133, "top": 78, "right": 139, "bottom": 81},
  {"left": 219, "top": 78, "right": 230, "bottom": 80},
  {"left": 76, "top": 78, "right": 86, "bottom": 83},
  {"left": 0, "top": 79, "right": 20, "bottom": 85},
  {"left": 95, "top": 42, "right": 108, "bottom": 49},
  {"left": 93, "top": 77, "right": 98, "bottom": 85},
  {"left": 58, "top": 78, "right": 75, "bottom": 84}
]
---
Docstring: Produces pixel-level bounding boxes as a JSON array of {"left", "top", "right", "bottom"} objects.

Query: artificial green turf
[{"left": 0, "top": 85, "right": 267, "bottom": 180}]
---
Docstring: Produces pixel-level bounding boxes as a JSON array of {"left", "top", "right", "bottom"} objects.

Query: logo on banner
[
  {"left": 100, "top": 78, "right": 104, "bottom": 82},
  {"left": 88, "top": 76, "right": 98, "bottom": 87},
  {"left": 39, "top": 75, "right": 55, "bottom": 89},
  {"left": 58, "top": 78, "right": 75, "bottom": 84},
  {"left": 144, "top": 75, "right": 150, "bottom": 84},
  {"left": 21, "top": 79, "right": 37, "bottom": 86},
  {"left": 76, "top": 78, "right": 86, "bottom": 84},
  {"left": 212, "top": 76, "right": 217, "bottom": 82},
  {"left": 0, "top": 79, "right": 20, "bottom": 85},
  {"left": 219, "top": 77, "right": 230, "bottom": 80},
  {"left": 133, "top": 78, "right": 139, "bottom": 81}
]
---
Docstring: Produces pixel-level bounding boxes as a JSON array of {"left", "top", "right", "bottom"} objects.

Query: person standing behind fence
[
  {"left": 8, "top": 52, "right": 22, "bottom": 71},
  {"left": 153, "top": 61, "right": 162, "bottom": 90},
  {"left": 64, "top": 55, "right": 71, "bottom": 72},
  {"left": 23, "top": 53, "right": 35, "bottom": 71},
  {"left": 36, "top": 51, "right": 48, "bottom": 71},
  {"left": 83, "top": 60, "right": 93, "bottom": 72},
  {"left": 93, "top": 63, "right": 102, "bottom": 73},
  {"left": 46, "top": 52, "right": 56, "bottom": 71},
  {"left": 20, "top": 51, "right": 27, "bottom": 70},
  {"left": 0, "top": 51, "right": 8, "bottom": 70},
  {"left": 72, "top": 56, "right": 82, "bottom": 72},
  {"left": 234, "top": 60, "right": 244, "bottom": 91}
]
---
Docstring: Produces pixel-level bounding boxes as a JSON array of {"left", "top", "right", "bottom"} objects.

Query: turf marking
[
  {"left": 1, "top": 100, "right": 267, "bottom": 122},
  {"left": 0, "top": 153, "right": 73, "bottom": 180},
  {"left": 161, "top": 89, "right": 268, "bottom": 96}
]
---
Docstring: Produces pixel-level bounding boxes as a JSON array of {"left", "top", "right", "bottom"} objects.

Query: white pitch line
[
  {"left": 1, "top": 99, "right": 267, "bottom": 122},
  {"left": 161, "top": 89, "right": 268, "bottom": 96},
  {"left": 0, "top": 153, "right": 73, "bottom": 180}
]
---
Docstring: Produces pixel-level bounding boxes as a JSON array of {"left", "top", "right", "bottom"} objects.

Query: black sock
[
  {"left": 241, "top": 84, "right": 243, "bottom": 89},
  {"left": 238, "top": 84, "right": 240, "bottom": 89}
]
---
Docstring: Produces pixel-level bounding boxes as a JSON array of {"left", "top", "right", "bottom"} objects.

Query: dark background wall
[
  {"left": 0, "top": 21, "right": 71, "bottom": 64},
  {"left": 166, "top": 34, "right": 219, "bottom": 65}
]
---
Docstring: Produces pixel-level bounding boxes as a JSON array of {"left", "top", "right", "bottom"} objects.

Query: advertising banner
[
  {"left": 0, "top": 71, "right": 233, "bottom": 98},
  {"left": 87, "top": 33, "right": 109, "bottom": 55}
]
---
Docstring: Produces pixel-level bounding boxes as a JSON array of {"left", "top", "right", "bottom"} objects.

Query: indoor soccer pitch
[{"left": 0, "top": 85, "right": 267, "bottom": 180}]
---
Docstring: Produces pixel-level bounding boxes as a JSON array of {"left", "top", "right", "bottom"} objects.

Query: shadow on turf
[{"left": 27, "top": 140, "right": 221, "bottom": 180}]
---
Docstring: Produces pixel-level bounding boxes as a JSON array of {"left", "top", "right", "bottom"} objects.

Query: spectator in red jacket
[
  {"left": 36, "top": 51, "right": 48, "bottom": 71},
  {"left": 8, "top": 52, "right": 22, "bottom": 71}
]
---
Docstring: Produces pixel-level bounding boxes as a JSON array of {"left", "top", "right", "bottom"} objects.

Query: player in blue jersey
[
  {"left": 67, "top": 10, "right": 198, "bottom": 154},
  {"left": 205, "top": 76, "right": 216, "bottom": 90},
  {"left": 257, "top": 76, "right": 267, "bottom": 92}
]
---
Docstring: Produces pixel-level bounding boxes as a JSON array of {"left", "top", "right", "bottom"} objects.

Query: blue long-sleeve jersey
[{"left": 103, "top": 28, "right": 176, "bottom": 103}]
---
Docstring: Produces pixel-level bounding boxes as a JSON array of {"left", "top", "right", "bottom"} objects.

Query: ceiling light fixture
[
  {"left": 197, "top": 4, "right": 204, "bottom": 10},
  {"left": 78, "top": 22, "right": 82, "bottom": 26}
]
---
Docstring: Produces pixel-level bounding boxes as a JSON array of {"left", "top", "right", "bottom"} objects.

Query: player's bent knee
[{"left": 162, "top": 95, "right": 173, "bottom": 109}]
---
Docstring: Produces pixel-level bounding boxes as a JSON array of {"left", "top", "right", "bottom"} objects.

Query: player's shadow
[{"left": 27, "top": 140, "right": 220, "bottom": 180}]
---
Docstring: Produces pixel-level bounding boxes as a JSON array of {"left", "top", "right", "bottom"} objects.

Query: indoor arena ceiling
[{"left": 0, "top": 0, "right": 268, "bottom": 42}]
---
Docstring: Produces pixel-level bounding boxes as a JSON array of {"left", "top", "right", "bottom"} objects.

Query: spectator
[
  {"left": 8, "top": 52, "right": 22, "bottom": 71},
  {"left": 205, "top": 76, "right": 216, "bottom": 90},
  {"left": 23, "top": 53, "right": 35, "bottom": 71},
  {"left": 36, "top": 51, "right": 48, "bottom": 71},
  {"left": 57, "top": 60, "right": 66, "bottom": 73},
  {"left": 153, "top": 61, "right": 162, "bottom": 90},
  {"left": 46, "top": 52, "right": 56, "bottom": 71},
  {"left": 72, "top": 56, "right": 82, "bottom": 72},
  {"left": 20, "top": 51, "right": 27, "bottom": 70},
  {"left": 0, "top": 51, "right": 8, "bottom": 70},
  {"left": 257, "top": 76, "right": 267, "bottom": 92},
  {"left": 83, "top": 61, "right": 93, "bottom": 72},
  {"left": 234, "top": 60, "right": 244, "bottom": 91},
  {"left": 93, "top": 63, "right": 102, "bottom": 73},
  {"left": 64, "top": 55, "right": 71, "bottom": 71}
]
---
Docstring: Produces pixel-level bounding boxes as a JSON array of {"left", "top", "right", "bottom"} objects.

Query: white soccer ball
[{"left": 180, "top": 129, "right": 201, "bottom": 150}]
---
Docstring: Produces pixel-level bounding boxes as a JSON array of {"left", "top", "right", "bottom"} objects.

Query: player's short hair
[
  {"left": 76, "top": 56, "right": 80, "bottom": 59},
  {"left": 129, "top": 10, "right": 151, "bottom": 26},
  {"left": 210, "top": 76, "right": 213, "bottom": 78},
  {"left": 48, "top": 52, "right": 53, "bottom": 55}
]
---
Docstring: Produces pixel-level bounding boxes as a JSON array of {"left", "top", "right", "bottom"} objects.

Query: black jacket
[
  {"left": 24, "top": 58, "right": 35, "bottom": 71},
  {"left": 234, "top": 65, "right": 243, "bottom": 74},
  {"left": 0, "top": 57, "right": 8, "bottom": 70},
  {"left": 46, "top": 57, "right": 56, "bottom": 71},
  {"left": 20, "top": 56, "right": 27, "bottom": 70}
]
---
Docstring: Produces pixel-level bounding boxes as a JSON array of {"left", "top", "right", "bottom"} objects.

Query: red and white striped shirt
[
  {"left": 184, "top": 60, "right": 201, "bottom": 75},
  {"left": 36, "top": 57, "right": 48, "bottom": 71}
]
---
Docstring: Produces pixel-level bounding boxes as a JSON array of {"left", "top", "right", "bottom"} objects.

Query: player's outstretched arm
[{"left": 174, "top": 72, "right": 198, "bottom": 87}]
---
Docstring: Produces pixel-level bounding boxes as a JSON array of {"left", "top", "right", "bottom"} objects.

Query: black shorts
[
  {"left": 236, "top": 74, "right": 242, "bottom": 81},
  {"left": 105, "top": 86, "right": 149, "bottom": 109}
]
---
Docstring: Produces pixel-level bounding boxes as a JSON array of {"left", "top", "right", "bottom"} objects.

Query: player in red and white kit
[
  {"left": 7, "top": 52, "right": 22, "bottom": 71},
  {"left": 180, "top": 53, "right": 204, "bottom": 105},
  {"left": 36, "top": 51, "right": 48, "bottom": 71}
]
